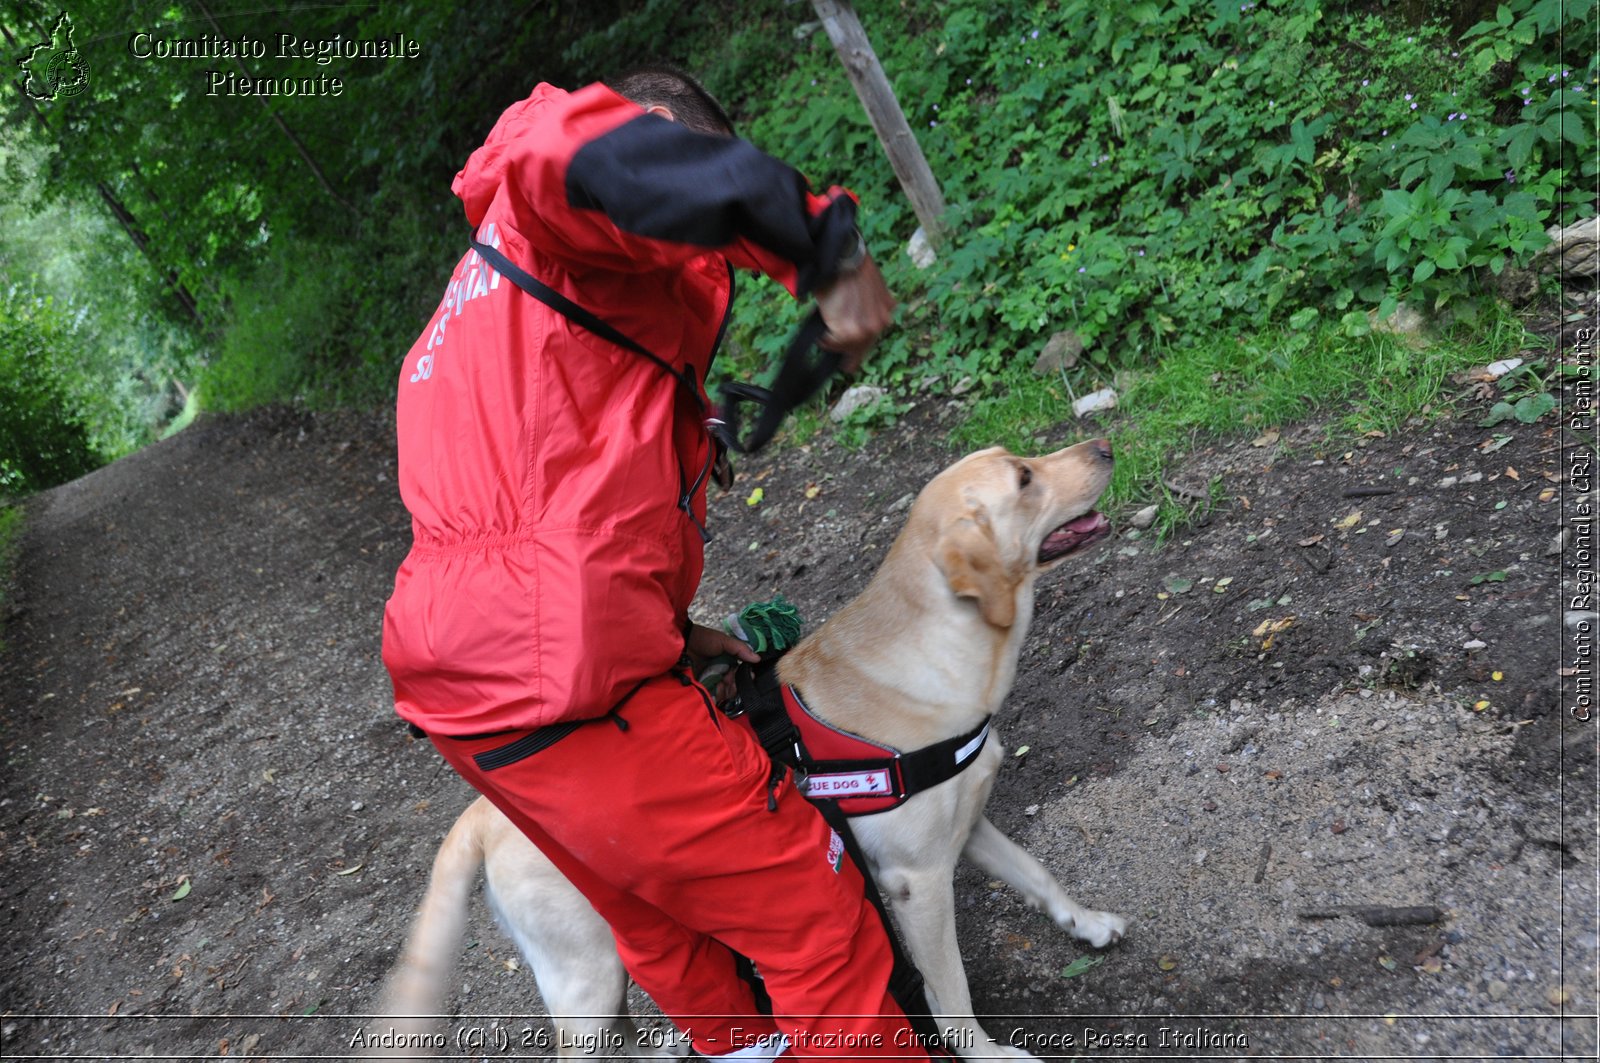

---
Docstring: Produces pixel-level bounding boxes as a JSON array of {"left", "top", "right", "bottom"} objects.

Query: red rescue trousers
[{"left": 429, "top": 670, "right": 929, "bottom": 1061}]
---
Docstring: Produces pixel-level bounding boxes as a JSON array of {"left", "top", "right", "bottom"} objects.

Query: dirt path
[{"left": 1, "top": 393, "right": 1593, "bottom": 1060}]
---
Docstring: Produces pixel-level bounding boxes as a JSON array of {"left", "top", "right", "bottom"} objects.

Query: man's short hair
[{"left": 605, "top": 63, "right": 734, "bottom": 136}]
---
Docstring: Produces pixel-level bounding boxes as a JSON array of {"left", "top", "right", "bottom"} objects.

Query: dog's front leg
[
  {"left": 875, "top": 865, "right": 1035, "bottom": 1060},
  {"left": 961, "top": 816, "right": 1127, "bottom": 947}
]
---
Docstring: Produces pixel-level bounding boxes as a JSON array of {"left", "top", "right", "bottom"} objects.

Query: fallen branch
[{"left": 1297, "top": 904, "right": 1445, "bottom": 927}]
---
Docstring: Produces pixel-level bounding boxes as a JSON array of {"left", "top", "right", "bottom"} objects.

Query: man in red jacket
[{"left": 382, "top": 67, "right": 925, "bottom": 1060}]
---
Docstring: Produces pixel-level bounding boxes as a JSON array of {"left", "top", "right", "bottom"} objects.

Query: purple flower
[
  {"left": 1522, "top": 86, "right": 1532, "bottom": 95},
  {"left": 1362, "top": 79, "right": 1370, "bottom": 86},
  {"left": 1404, "top": 93, "right": 1413, "bottom": 100},
  {"left": 1078, "top": 267, "right": 1087, "bottom": 273},
  {"left": 1031, "top": 29, "right": 1040, "bottom": 39},
  {"left": 1410, "top": 102, "right": 1418, "bottom": 109},
  {"left": 1137, "top": 250, "right": 1145, "bottom": 256},
  {"left": 1505, "top": 169, "right": 1516, "bottom": 183}
]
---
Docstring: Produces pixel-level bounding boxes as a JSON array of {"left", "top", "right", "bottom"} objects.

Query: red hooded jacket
[{"left": 382, "top": 83, "right": 858, "bottom": 735}]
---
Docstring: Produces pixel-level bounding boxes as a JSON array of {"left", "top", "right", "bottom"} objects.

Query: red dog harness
[{"left": 780, "top": 685, "right": 992, "bottom": 816}]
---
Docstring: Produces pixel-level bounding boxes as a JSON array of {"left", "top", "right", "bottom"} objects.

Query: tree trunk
[{"left": 810, "top": 0, "right": 948, "bottom": 246}]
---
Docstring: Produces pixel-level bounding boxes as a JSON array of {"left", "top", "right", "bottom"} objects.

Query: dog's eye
[{"left": 1018, "top": 464, "right": 1032, "bottom": 489}]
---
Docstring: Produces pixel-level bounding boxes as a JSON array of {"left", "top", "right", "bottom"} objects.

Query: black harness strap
[
  {"left": 796, "top": 715, "right": 991, "bottom": 810},
  {"left": 470, "top": 237, "right": 705, "bottom": 411},
  {"left": 470, "top": 237, "right": 720, "bottom": 539},
  {"left": 729, "top": 658, "right": 949, "bottom": 1055},
  {"left": 471, "top": 236, "right": 843, "bottom": 456}
]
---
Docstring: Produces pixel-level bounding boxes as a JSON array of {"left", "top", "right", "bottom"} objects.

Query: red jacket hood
[{"left": 453, "top": 83, "right": 630, "bottom": 228}]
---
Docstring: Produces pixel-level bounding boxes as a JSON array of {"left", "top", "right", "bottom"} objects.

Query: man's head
[{"left": 605, "top": 63, "right": 734, "bottom": 136}]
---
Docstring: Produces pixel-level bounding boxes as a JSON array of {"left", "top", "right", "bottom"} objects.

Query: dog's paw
[{"left": 1066, "top": 908, "right": 1128, "bottom": 948}]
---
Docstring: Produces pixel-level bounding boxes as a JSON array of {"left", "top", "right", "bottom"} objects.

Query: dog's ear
[{"left": 936, "top": 515, "right": 1017, "bottom": 628}]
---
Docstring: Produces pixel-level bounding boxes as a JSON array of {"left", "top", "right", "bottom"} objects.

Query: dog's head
[{"left": 914, "top": 440, "right": 1113, "bottom": 628}]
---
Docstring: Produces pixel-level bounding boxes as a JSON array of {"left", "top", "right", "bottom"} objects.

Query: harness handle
[{"left": 713, "top": 309, "right": 843, "bottom": 455}]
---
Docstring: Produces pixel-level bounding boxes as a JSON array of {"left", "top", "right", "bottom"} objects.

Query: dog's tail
[{"left": 368, "top": 800, "right": 487, "bottom": 1054}]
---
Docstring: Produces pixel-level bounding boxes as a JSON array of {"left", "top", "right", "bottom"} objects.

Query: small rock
[
  {"left": 1532, "top": 215, "right": 1599, "bottom": 280},
  {"left": 888, "top": 492, "right": 914, "bottom": 514},
  {"left": 950, "top": 376, "right": 976, "bottom": 396},
  {"left": 1372, "top": 719, "right": 1388, "bottom": 731},
  {"left": 1487, "top": 979, "right": 1510, "bottom": 1002},
  {"left": 830, "top": 385, "right": 888, "bottom": 422},
  {"left": 1033, "top": 330, "right": 1084, "bottom": 375},
  {"left": 906, "top": 227, "right": 937, "bottom": 270},
  {"left": 1130, "top": 504, "right": 1159, "bottom": 530},
  {"left": 1463, "top": 639, "right": 1487, "bottom": 651},
  {"left": 1072, "top": 388, "right": 1117, "bottom": 418},
  {"left": 1482, "top": 357, "right": 1524, "bottom": 378},
  {"left": 1369, "top": 303, "right": 1430, "bottom": 348}
]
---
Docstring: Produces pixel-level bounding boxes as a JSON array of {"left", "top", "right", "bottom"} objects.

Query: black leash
[{"left": 713, "top": 309, "right": 843, "bottom": 455}]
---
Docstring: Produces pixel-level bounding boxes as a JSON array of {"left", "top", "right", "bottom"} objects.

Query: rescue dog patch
[{"left": 805, "top": 767, "right": 894, "bottom": 799}]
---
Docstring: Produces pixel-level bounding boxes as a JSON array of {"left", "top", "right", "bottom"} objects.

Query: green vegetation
[
  {"left": 1, "top": 0, "right": 1591, "bottom": 503},
  {"left": 954, "top": 314, "right": 1516, "bottom": 522},
  {"left": 0, "top": 501, "right": 22, "bottom": 623}
]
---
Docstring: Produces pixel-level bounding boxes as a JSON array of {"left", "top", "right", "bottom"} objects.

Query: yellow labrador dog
[{"left": 379, "top": 440, "right": 1127, "bottom": 1059}]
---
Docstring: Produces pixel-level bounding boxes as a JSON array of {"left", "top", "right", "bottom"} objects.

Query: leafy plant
[
  {"left": 1479, "top": 358, "right": 1562, "bottom": 424},
  {"left": 0, "top": 296, "right": 102, "bottom": 494}
]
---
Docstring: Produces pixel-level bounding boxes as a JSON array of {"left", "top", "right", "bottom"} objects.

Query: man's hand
[
  {"left": 686, "top": 623, "right": 760, "bottom": 703},
  {"left": 814, "top": 254, "right": 895, "bottom": 373}
]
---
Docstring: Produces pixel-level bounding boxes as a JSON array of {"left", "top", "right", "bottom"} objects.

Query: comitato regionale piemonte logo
[{"left": 19, "top": 12, "right": 90, "bottom": 102}]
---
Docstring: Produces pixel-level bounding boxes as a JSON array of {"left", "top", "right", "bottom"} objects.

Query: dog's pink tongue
[
  {"left": 1064, "top": 512, "right": 1107, "bottom": 534},
  {"left": 1041, "top": 511, "right": 1109, "bottom": 555}
]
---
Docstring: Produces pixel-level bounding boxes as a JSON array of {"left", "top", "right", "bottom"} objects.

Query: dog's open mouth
[{"left": 1038, "top": 511, "right": 1111, "bottom": 563}]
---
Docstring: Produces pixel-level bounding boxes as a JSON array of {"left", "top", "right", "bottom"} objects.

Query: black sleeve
[{"left": 565, "top": 113, "right": 858, "bottom": 296}]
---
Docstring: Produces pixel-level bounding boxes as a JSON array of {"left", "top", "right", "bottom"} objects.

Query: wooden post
[{"left": 810, "top": 0, "right": 948, "bottom": 247}]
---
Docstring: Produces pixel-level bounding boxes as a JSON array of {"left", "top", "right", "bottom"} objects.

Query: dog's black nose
[{"left": 1089, "top": 438, "right": 1113, "bottom": 462}]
